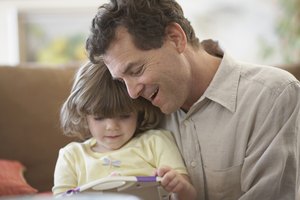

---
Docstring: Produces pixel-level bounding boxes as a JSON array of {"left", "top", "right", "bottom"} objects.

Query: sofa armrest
[
  {"left": 281, "top": 63, "right": 300, "bottom": 80},
  {"left": 0, "top": 66, "right": 76, "bottom": 192}
]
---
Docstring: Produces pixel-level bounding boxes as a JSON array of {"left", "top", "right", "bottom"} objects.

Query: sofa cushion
[
  {"left": 0, "top": 66, "right": 76, "bottom": 192},
  {"left": 0, "top": 159, "right": 38, "bottom": 196}
]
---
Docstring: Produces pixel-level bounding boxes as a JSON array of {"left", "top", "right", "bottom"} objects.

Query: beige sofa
[
  {"left": 0, "top": 66, "right": 76, "bottom": 193},
  {"left": 0, "top": 64, "right": 299, "bottom": 194}
]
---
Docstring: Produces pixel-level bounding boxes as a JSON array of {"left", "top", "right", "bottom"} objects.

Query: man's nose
[{"left": 124, "top": 79, "right": 142, "bottom": 99}]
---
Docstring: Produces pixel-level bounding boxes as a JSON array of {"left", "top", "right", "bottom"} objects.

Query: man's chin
[{"left": 159, "top": 105, "right": 176, "bottom": 115}]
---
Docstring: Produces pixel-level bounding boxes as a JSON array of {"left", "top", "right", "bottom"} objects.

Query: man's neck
[{"left": 181, "top": 41, "right": 223, "bottom": 111}]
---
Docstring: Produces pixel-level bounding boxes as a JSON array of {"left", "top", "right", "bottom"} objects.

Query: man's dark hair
[{"left": 86, "top": 0, "right": 199, "bottom": 63}]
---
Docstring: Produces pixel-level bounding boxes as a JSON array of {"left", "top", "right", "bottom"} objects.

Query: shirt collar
[{"left": 203, "top": 52, "right": 241, "bottom": 113}]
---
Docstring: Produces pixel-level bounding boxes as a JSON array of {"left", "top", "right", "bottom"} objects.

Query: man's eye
[{"left": 131, "top": 65, "right": 144, "bottom": 76}]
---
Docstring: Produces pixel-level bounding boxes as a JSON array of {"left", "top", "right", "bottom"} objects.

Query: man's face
[{"left": 103, "top": 27, "right": 191, "bottom": 114}]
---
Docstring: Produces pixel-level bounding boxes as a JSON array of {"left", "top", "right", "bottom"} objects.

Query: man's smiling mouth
[{"left": 149, "top": 88, "right": 159, "bottom": 101}]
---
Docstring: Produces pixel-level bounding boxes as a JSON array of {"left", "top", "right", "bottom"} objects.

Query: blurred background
[{"left": 0, "top": 0, "right": 299, "bottom": 67}]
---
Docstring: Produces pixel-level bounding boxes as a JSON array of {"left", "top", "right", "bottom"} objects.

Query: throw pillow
[{"left": 0, "top": 159, "right": 38, "bottom": 196}]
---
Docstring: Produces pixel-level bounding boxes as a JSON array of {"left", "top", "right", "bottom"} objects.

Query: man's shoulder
[{"left": 240, "top": 62, "right": 298, "bottom": 94}]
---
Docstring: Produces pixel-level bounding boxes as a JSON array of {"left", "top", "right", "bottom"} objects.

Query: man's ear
[{"left": 165, "top": 23, "right": 187, "bottom": 53}]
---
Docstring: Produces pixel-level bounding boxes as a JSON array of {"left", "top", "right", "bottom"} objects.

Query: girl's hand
[{"left": 154, "top": 166, "right": 197, "bottom": 200}]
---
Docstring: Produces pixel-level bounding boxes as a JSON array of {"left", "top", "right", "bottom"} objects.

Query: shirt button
[
  {"left": 191, "top": 161, "right": 197, "bottom": 167},
  {"left": 184, "top": 120, "right": 189, "bottom": 126}
]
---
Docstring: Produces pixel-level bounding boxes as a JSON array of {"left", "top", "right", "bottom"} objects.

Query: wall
[{"left": 0, "top": 0, "right": 285, "bottom": 66}]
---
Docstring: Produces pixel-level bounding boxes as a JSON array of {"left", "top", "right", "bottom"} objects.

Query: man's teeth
[{"left": 150, "top": 88, "right": 158, "bottom": 100}]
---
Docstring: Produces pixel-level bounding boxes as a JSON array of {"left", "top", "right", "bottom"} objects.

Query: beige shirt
[{"left": 162, "top": 51, "right": 300, "bottom": 199}]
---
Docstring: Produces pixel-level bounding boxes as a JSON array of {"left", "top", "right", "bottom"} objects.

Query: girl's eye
[
  {"left": 116, "top": 78, "right": 125, "bottom": 83},
  {"left": 119, "top": 114, "right": 131, "bottom": 119},
  {"left": 94, "top": 116, "right": 104, "bottom": 121}
]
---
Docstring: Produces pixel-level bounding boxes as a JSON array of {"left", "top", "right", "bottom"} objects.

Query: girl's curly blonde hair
[{"left": 60, "top": 61, "right": 163, "bottom": 140}]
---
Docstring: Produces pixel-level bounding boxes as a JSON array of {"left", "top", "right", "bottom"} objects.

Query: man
[{"left": 86, "top": 0, "right": 300, "bottom": 199}]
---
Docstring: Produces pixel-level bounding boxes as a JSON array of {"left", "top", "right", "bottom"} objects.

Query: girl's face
[{"left": 87, "top": 112, "right": 138, "bottom": 153}]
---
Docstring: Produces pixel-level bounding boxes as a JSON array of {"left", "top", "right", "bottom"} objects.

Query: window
[{"left": 18, "top": 9, "right": 93, "bottom": 66}]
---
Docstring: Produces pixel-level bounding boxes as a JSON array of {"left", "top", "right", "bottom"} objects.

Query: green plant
[{"left": 277, "top": 0, "right": 300, "bottom": 64}]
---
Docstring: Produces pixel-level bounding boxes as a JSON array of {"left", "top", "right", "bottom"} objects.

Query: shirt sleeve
[
  {"left": 52, "top": 146, "right": 78, "bottom": 195},
  {"left": 240, "top": 82, "right": 300, "bottom": 200},
  {"left": 149, "top": 130, "right": 188, "bottom": 175}
]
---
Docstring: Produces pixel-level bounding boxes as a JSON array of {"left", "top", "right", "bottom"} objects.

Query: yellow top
[{"left": 52, "top": 129, "right": 187, "bottom": 195}]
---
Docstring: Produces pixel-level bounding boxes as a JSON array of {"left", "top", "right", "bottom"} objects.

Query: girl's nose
[{"left": 105, "top": 119, "right": 119, "bottom": 131}]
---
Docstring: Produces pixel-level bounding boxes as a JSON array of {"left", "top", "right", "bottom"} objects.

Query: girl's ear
[{"left": 165, "top": 22, "right": 187, "bottom": 53}]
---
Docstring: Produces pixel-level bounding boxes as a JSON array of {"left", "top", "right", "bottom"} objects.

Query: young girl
[{"left": 52, "top": 61, "right": 196, "bottom": 200}]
